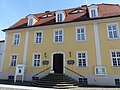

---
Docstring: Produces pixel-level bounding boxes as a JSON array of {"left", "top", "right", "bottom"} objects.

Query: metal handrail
[
  {"left": 32, "top": 66, "right": 51, "bottom": 78},
  {"left": 65, "top": 66, "right": 85, "bottom": 78}
]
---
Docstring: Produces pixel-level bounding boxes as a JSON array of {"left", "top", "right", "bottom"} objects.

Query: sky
[{"left": 0, "top": 0, "right": 120, "bottom": 40}]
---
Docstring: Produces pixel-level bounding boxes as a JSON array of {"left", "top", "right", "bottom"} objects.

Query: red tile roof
[{"left": 3, "top": 3, "right": 120, "bottom": 31}]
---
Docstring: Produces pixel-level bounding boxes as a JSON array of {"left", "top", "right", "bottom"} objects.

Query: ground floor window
[
  {"left": 111, "top": 51, "right": 120, "bottom": 67},
  {"left": 77, "top": 51, "right": 88, "bottom": 67},
  {"left": 79, "top": 78, "right": 88, "bottom": 85},
  {"left": 115, "top": 79, "right": 120, "bottom": 86},
  {"left": 10, "top": 54, "right": 17, "bottom": 67},
  {"left": 32, "top": 53, "right": 41, "bottom": 67}
]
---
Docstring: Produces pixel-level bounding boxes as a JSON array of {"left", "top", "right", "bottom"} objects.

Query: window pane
[
  {"left": 77, "top": 29, "right": 80, "bottom": 33},
  {"left": 81, "top": 34, "right": 85, "bottom": 40},
  {"left": 77, "top": 34, "right": 80, "bottom": 40},
  {"left": 112, "top": 25, "right": 117, "bottom": 30}
]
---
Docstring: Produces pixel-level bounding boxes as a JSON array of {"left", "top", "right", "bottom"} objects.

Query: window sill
[
  {"left": 12, "top": 45, "right": 19, "bottom": 47},
  {"left": 34, "top": 43, "right": 42, "bottom": 45},
  {"left": 8, "top": 66, "right": 16, "bottom": 68},
  {"left": 77, "top": 66, "right": 88, "bottom": 68},
  {"left": 32, "top": 66, "right": 41, "bottom": 68},
  {"left": 53, "top": 42, "right": 64, "bottom": 44},
  {"left": 95, "top": 74, "right": 107, "bottom": 76},
  {"left": 76, "top": 40, "right": 86, "bottom": 43},
  {"left": 108, "top": 38, "right": 119, "bottom": 40},
  {"left": 112, "top": 66, "right": 120, "bottom": 68}
]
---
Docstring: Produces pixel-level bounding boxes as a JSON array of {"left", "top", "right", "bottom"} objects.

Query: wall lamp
[
  {"left": 44, "top": 52, "right": 47, "bottom": 58},
  {"left": 69, "top": 51, "right": 71, "bottom": 57}
]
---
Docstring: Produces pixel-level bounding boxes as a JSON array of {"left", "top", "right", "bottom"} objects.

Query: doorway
[{"left": 53, "top": 53, "right": 63, "bottom": 73}]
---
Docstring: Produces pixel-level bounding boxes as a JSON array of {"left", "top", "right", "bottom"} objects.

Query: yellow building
[{"left": 1, "top": 3, "right": 120, "bottom": 86}]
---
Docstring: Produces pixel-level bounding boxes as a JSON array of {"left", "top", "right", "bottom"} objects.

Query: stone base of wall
[{"left": 0, "top": 72, "right": 120, "bottom": 86}]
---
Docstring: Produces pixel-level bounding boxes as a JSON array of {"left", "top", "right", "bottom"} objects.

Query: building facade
[
  {"left": 0, "top": 40, "right": 5, "bottom": 72},
  {"left": 1, "top": 3, "right": 120, "bottom": 86}
]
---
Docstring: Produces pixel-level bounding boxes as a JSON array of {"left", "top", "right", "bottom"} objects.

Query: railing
[
  {"left": 65, "top": 66, "right": 85, "bottom": 78},
  {"left": 32, "top": 66, "right": 51, "bottom": 78}
]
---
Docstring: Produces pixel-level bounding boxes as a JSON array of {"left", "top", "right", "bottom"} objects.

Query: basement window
[
  {"left": 94, "top": 66, "right": 106, "bottom": 75},
  {"left": 8, "top": 75, "right": 14, "bottom": 80},
  {"left": 79, "top": 78, "right": 88, "bottom": 85},
  {"left": 115, "top": 79, "right": 120, "bottom": 86}
]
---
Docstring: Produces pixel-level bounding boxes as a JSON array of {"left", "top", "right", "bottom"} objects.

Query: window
[
  {"left": 57, "top": 14, "right": 62, "bottom": 22},
  {"left": 54, "top": 29, "right": 64, "bottom": 43},
  {"left": 94, "top": 66, "right": 106, "bottom": 75},
  {"left": 32, "top": 53, "right": 41, "bottom": 67},
  {"left": 28, "top": 18, "right": 33, "bottom": 26},
  {"left": 55, "top": 11, "right": 65, "bottom": 22},
  {"left": 77, "top": 51, "right": 88, "bottom": 67},
  {"left": 88, "top": 5, "right": 98, "bottom": 18},
  {"left": 76, "top": 26, "right": 86, "bottom": 41},
  {"left": 115, "top": 79, "right": 120, "bottom": 86},
  {"left": 111, "top": 51, "right": 120, "bottom": 67},
  {"left": 10, "top": 54, "right": 17, "bottom": 67},
  {"left": 34, "top": 31, "right": 43, "bottom": 44},
  {"left": 107, "top": 23, "right": 119, "bottom": 39},
  {"left": 13, "top": 33, "right": 20, "bottom": 45},
  {"left": 91, "top": 9, "right": 96, "bottom": 18},
  {"left": 79, "top": 78, "right": 88, "bottom": 85}
]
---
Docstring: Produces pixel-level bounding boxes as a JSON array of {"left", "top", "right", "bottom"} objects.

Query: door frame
[{"left": 51, "top": 52, "right": 65, "bottom": 74}]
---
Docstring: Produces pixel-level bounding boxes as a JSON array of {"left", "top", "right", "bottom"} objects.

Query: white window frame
[
  {"left": 12, "top": 33, "right": 20, "bottom": 46},
  {"left": 34, "top": 31, "right": 43, "bottom": 44},
  {"left": 32, "top": 53, "right": 41, "bottom": 68},
  {"left": 76, "top": 51, "right": 88, "bottom": 67},
  {"left": 88, "top": 5, "right": 98, "bottom": 18},
  {"left": 9, "top": 54, "right": 18, "bottom": 67},
  {"left": 53, "top": 28, "right": 64, "bottom": 43},
  {"left": 94, "top": 66, "right": 106, "bottom": 75},
  {"left": 106, "top": 23, "right": 119, "bottom": 40},
  {"left": 55, "top": 11, "right": 65, "bottom": 22},
  {"left": 76, "top": 26, "right": 86, "bottom": 42},
  {"left": 110, "top": 50, "right": 120, "bottom": 67}
]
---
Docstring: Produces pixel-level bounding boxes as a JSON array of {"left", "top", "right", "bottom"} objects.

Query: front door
[{"left": 53, "top": 54, "right": 63, "bottom": 73}]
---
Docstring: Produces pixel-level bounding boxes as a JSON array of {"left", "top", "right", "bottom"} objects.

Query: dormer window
[
  {"left": 57, "top": 13, "right": 62, "bottom": 22},
  {"left": 91, "top": 9, "right": 96, "bottom": 17},
  {"left": 28, "top": 18, "right": 33, "bottom": 26},
  {"left": 88, "top": 5, "right": 98, "bottom": 18},
  {"left": 55, "top": 11, "right": 65, "bottom": 22},
  {"left": 70, "top": 9, "right": 85, "bottom": 14},
  {"left": 27, "top": 14, "right": 37, "bottom": 26}
]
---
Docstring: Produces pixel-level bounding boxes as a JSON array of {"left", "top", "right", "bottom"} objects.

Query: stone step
[
  {"left": 32, "top": 73, "right": 79, "bottom": 89},
  {"left": 53, "top": 85, "right": 79, "bottom": 89}
]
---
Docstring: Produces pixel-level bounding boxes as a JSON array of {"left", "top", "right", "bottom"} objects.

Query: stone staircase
[{"left": 32, "top": 73, "right": 80, "bottom": 89}]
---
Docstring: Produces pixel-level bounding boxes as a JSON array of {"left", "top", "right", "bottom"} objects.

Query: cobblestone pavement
[{"left": 0, "top": 84, "right": 120, "bottom": 90}]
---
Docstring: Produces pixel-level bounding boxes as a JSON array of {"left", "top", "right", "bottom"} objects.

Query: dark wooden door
[{"left": 53, "top": 54, "right": 63, "bottom": 73}]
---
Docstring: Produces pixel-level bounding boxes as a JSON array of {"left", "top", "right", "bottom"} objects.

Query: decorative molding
[
  {"left": 23, "top": 31, "right": 29, "bottom": 65},
  {"left": 94, "top": 23, "right": 102, "bottom": 65}
]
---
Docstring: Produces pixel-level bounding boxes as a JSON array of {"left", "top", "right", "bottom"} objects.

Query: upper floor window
[
  {"left": 88, "top": 5, "right": 98, "bottom": 18},
  {"left": 107, "top": 23, "right": 119, "bottom": 39},
  {"left": 10, "top": 54, "right": 17, "bottom": 67},
  {"left": 91, "top": 9, "right": 96, "bottom": 18},
  {"left": 111, "top": 51, "right": 120, "bottom": 67},
  {"left": 77, "top": 51, "right": 88, "bottom": 67},
  {"left": 34, "top": 31, "right": 43, "bottom": 44},
  {"left": 13, "top": 33, "right": 20, "bottom": 46},
  {"left": 76, "top": 26, "right": 86, "bottom": 41},
  {"left": 54, "top": 29, "right": 64, "bottom": 43},
  {"left": 28, "top": 18, "right": 33, "bottom": 26},
  {"left": 57, "top": 14, "right": 62, "bottom": 22},
  {"left": 55, "top": 11, "right": 65, "bottom": 22},
  {"left": 32, "top": 53, "right": 41, "bottom": 67}
]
